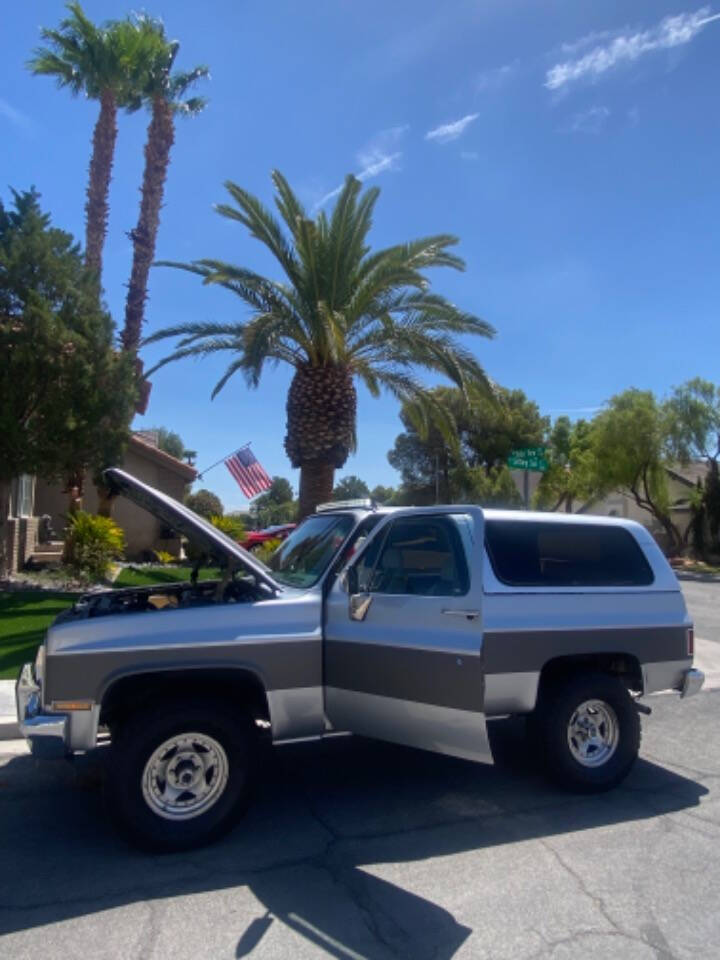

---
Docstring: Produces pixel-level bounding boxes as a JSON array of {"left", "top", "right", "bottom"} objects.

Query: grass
[
  {"left": 0, "top": 568, "right": 221, "bottom": 681},
  {"left": 113, "top": 566, "right": 220, "bottom": 588},
  {"left": 0, "top": 592, "right": 77, "bottom": 681}
]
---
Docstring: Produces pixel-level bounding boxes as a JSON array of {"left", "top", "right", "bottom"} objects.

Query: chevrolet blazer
[{"left": 16, "top": 468, "right": 704, "bottom": 851}]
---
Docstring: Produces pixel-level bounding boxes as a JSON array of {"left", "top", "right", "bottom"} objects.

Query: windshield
[{"left": 269, "top": 514, "right": 355, "bottom": 588}]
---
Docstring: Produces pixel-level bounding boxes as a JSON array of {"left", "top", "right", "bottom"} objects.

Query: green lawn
[
  {"left": 0, "top": 570, "right": 222, "bottom": 681},
  {"left": 113, "top": 566, "right": 220, "bottom": 588},
  {"left": 0, "top": 591, "right": 77, "bottom": 680}
]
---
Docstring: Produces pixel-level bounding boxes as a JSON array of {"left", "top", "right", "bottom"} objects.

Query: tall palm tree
[
  {"left": 28, "top": 3, "right": 156, "bottom": 280},
  {"left": 145, "top": 172, "right": 495, "bottom": 516},
  {"left": 122, "top": 19, "right": 208, "bottom": 354}
]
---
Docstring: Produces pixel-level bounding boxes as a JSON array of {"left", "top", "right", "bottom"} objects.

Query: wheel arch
[
  {"left": 537, "top": 652, "right": 644, "bottom": 704},
  {"left": 100, "top": 666, "right": 272, "bottom": 733}
]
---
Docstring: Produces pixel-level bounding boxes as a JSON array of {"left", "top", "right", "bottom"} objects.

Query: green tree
[
  {"left": 28, "top": 3, "right": 157, "bottom": 280},
  {"left": 149, "top": 426, "right": 185, "bottom": 460},
  {"left": 0, "top": 189, "right": 135, "bottom": 575},
  {"left": 333, "top": 476, "right": 370, "bottom": 500},
  {"left": 535, "top": 417, "right": 598, "bottom": 513},
  {"left": 250, "top": 477, "right": 297, "bottom": 528},
  {"left": 388, "top": 385, "right": 544, "bottom": 504},
  {"left": 185, "top": 488, "right": 223, "bottom": 519},
  {"left": 122, "top": 17, "right": 208, "bottom": 352},
  {"left": 666, "top": 378, "right": 720, "bottom": 552},
  {"left": 370, "top": 484, "right": 396, "bottom": 504},
  {"left": 592, "top": 389, "right": 681, "bottom": 553},
  {"left": 144, "top": 172, "right": 494, "bottom": 516}
]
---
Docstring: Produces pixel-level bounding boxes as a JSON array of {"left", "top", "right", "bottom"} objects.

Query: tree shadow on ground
[{"left": 0, "top": 717, "right": 709, "bottom": 959}]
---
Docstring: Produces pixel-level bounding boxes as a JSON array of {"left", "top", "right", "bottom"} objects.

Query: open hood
[{"left": 103, "top": 468, "right": 280, "bottom": 592}]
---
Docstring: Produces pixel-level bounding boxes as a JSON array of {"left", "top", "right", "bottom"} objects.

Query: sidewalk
[{"left": 0, "top": 679, "right": 19, "bottom": 740}]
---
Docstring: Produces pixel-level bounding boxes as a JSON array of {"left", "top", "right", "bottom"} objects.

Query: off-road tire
[
  {"left": 105, "top": 699, "right": 255, "bottom": 852},
  {"left": 535, "top": 672, "right": 640, "bottom": 792}
]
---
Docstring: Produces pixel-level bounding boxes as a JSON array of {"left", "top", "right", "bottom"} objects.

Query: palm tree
[
  {"left": 145, "top": 172, "right": 496, "bottom": 516},
  {"left": 28, "top": 3, "right": 156, "bottom": 280},
  {"left": 121, "top": 19, "right": 208, "bottom": 353}
]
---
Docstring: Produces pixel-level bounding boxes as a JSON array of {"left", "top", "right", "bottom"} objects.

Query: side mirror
[
  {"left": 345, "top": 565, "right": 359, "bottom": 595},
  {"left": 349, "top": 592, "right": 373, "bottom": 622}
]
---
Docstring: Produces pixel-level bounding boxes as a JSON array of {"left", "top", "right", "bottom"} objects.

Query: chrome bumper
[
  {"left": 680, "top": 667, "right": 705, "bottom": 699},
  {"left": 16, "top": 663, "right": 68, "bottom": 758}
]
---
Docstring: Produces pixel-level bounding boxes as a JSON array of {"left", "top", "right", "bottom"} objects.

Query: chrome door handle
[{"left": 442, "top": 609, "right": 480, "bottom": 621}]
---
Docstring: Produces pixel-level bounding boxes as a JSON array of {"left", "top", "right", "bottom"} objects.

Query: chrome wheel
[
  {"left": 141, "top": 732, "right": 229, "bottom": 821},
  {"left": 567, "top": 699, "right": 619, "bottom": 768}
]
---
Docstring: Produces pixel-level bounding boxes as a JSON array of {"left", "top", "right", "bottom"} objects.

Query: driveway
[{"left": 0, "top": 581, "right": 718, "bottom": 959}]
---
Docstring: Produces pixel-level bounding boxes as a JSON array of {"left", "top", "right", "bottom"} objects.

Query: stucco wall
[{"left": 34, "top": 444, "right": 192, "bottom": 561}]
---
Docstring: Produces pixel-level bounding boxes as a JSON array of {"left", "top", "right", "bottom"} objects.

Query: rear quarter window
[{"left": 485, "top": 520, "right": 654, "bottom": 587}]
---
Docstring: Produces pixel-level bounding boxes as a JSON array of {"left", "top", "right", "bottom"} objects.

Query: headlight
[{"left": 34, "top": 644, "right": 45, "bottom": 686}]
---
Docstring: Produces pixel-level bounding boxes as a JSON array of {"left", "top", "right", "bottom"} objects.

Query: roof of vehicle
[{"left": 316, "top": 502, "right": 647, "bottom": 534}]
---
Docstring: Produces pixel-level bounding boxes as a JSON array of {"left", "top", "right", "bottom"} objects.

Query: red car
[{"left": 241, "top": 523, "right": 296, "bottom": 552}]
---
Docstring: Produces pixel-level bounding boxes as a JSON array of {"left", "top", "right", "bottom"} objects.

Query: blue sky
[{"left": 3, "top": 1, "right": 720, "bottom": 510}]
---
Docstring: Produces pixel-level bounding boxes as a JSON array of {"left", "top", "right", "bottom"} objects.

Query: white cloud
[
  {"left": 566, "top": 105, "right": 611, "bottom": 134},
  {"left": 0, "top": 98, "right": 32, "bottom": 131},
  {"left": 314, "top": 126, "right": 408, "bottom": 209},
  {"left": 546, "top": 8, "right": 720, "bottom": 90},
  {"left": 425, "top": 112, "right": 479, "bottom": 144}
]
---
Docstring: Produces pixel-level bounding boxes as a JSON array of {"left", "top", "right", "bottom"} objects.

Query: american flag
[{"left": 224, "top": 447, "right": 272, "bottom": 499}]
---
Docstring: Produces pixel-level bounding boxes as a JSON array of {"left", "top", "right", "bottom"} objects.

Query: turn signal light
[
  {"left": 687, "top": 627, "right": 694, "bottom": 658},
  {"left": 51, "top": 700, "right": 93, "bottom": 712}
]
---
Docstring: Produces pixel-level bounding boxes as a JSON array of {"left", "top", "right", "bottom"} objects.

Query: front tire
[
  {"left": 106, "top": 699, "right": 255, "bottom": 852},
  {"left": 535, "top": 672, "right": 640, "bottom": 792}
]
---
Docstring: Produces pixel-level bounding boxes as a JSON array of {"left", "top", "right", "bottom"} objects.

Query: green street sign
[{"left": 507, "top": 446, "right": 549, "bottom": 472}]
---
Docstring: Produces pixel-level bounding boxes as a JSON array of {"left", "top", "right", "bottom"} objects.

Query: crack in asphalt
[{"left": 537, "top": 838, "right": 681, "bottom": 960}]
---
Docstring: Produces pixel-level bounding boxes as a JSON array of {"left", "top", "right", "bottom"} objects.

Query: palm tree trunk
[
  {"left": 298, "top": 461, "right": 335, "bottom": 518},
  {"left": 85, "top": 89, "right": 117, "bottom": 279},
  {"left": 122, "top": 96, "right": 175, "bottom": 352}
]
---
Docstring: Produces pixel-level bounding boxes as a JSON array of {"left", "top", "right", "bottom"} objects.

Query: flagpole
[{"left": 196, "top": 442, "right": 251, "bottom": 481}]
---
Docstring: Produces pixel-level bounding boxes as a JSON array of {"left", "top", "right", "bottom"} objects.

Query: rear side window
[{"left": 485, "top": 520, "right": 654, "bottom": 587}]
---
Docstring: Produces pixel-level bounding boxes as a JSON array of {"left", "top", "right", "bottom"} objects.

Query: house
[
  {"left": 5, "top": 433, "right": 197, "bottom": 573},
  {"left": 561, "top": 462, "right": 704, "bottom": 553}
]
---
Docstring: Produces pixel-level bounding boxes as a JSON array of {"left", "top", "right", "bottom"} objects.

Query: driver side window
[{"left": 361, "top": 515, "right": 470, "bottom": 597}]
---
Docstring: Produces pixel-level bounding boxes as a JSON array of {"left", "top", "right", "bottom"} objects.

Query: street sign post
[{"left": 506, "top": 446, "right": 549, "bottom": 508}]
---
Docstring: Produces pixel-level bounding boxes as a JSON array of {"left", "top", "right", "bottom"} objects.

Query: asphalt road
[
  {"left": 680, "top": 579, "right": 720, "bottom": 644},
  {"left": 1, "top": 584, "right": 719, "bottom": 959}
]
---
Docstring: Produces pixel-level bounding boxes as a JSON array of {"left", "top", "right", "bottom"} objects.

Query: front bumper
[
  {"left": 681, "top": 667, "right": 705, "bottom": 699},
  {"left": 15, "top": 663, "right": 68, "bottom": 758}
]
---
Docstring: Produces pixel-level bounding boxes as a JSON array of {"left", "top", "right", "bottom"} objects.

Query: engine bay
[{"left": 54, "top": 575, "right": 271, "bottom": 622}]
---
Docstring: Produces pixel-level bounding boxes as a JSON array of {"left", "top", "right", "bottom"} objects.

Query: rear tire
[
  {"left": 105, "top": 699, "right": 255, "bottom": 852},
  {"left": 535, "top": 672, "right": 640, "bottom": 793}
]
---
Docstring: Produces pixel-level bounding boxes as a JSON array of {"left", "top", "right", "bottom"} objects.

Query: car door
[{"left": 323, "top": 507, "right": 491, "bottom": 762}]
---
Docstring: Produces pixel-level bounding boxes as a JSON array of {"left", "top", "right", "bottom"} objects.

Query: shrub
[
  {"left": 185, "top": 489, "right": 224, "bottom": 519},
  {"left": 64, "top": 511, "right": 125, "bottom": 580},
  {"left": 254, "top": 537, "right": 282, "bottom": 566},
  {"left": 154, "top": 550, "right": 175, "bottom": 565},
  {"left": 210, "top": 514, "right": 245, "bottom": 541}
]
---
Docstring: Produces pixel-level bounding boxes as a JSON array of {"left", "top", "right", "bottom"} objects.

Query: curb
[
  {"left": 0, "top": 717, "right": 20, "bottom": 741},
  {"left": 674, "top": 572, "right": 720, "bottom": 583}
]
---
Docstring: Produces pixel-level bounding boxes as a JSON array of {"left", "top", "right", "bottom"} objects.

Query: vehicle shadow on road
[{"left": 0, "top": 717, "right": 709, "bottom": 959}]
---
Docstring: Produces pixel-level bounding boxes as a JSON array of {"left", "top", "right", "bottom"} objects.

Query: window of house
[
  {"left": 485, "top": 519, "right": 654, "bottom": 587},
  {"left": 364, "top": 515, "right": 470, "bottom": 596}
]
